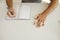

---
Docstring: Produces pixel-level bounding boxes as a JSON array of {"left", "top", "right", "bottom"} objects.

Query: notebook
[{"left": 6, "top": 4, "right": 31, "bottom": 20}]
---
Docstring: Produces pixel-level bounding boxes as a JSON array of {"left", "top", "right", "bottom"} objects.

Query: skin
[
  {"left": 6, "top": 0, "right": 16, "bottom": 18},
  {"left": 34, "top": 0, "right": 58, "bottom": 27},
  {"left": 6, "top": 0, "right": 58, "bottom": 27}
]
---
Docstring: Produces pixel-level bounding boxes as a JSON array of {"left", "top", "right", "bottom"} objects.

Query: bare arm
[
  {"left": 42, "top": 0, "right": 59, "bottom": 16},
  {"left": 6, "top": 0, "right": 13, "bottom": 9},
  {"left": 6, "top": 0, "right": 16, "bottom": 17},
  {"left": 34, "top": 0, "right": 59, "bottom": 27}
]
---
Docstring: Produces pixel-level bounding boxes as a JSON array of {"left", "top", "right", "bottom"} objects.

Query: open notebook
[{"left": 6, "top": 4, "right": 31, "bottom": 20}]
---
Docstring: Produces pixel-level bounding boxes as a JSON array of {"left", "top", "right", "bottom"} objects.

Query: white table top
[{"left": 0, "top": 3, "right": 60, "bottom": 40}]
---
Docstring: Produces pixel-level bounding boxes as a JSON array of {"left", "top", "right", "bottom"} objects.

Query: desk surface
[{"left": 0, "top": 3, "right": 60, "bottom": 40}]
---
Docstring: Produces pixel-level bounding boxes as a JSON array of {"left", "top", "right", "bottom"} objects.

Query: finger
[
  {"left": 38, "top": 19, "right": 42, "bottom": 27},
  {"left": 12, "top": 13, "right": 16, "bottom": 17},
  {"left": 42, "top": 21, "right": 44, "bottom": 26},
  {"left": 7, "top": 12, "right": 15, "bottom": 18},
  {"left": 34, "top": 14, "right": 40, "bottom": 19},
  {"left": 36, "top": 23, "right": 41, "bottom": 27},
  {"left": 34, "top": 15, "right": 39, "bottom": 19},
  {"left": 42, "top": 18, "right": 46, "bottom": 26},
  {"left": 36, "top": 19, "right": 42, "bottom": 27},
  {"left": 34, "top": 19, "right": 38, "bottom": 25},
  {"left": 10, "top": 11, "right": 14, "bottom": 15},
  {"left": 7, "top": 11, "right": 12, "bottom": 17}
]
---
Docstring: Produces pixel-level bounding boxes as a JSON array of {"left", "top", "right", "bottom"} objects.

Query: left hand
[{"left": 34, "top": 13, "right": 47, "bottom": 27}]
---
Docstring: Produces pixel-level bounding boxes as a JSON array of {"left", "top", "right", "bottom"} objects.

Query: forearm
[
  {"left": 42, "top": 0, "right": 58, "bottom": 16},
  {"left": 6, "top": 0, "right": 13, "bottom": 9}
]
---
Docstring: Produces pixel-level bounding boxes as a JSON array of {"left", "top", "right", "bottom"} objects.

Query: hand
[
  {"left": 7, "top": 8, "right": 16, "bottom": 18},
  {"left": 34, "top": 13, "right": 47, "bottom": 27}
]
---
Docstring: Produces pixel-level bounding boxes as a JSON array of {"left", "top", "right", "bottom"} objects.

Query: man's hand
[
  {"left": 34, "top": 13, "right": 47, "bottom": 27},
  {"left": 7, "top": 8, "right": 16, "bottom": 18},
  {"left": 34, "top": 0, "right": 58, "bottom": 27}
]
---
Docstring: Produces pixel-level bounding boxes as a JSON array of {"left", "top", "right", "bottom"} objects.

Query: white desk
[{"left": 0, "top": 3, "right": 60, "bottom": 40}]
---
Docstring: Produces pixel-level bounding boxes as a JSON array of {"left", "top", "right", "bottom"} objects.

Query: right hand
[{"left": 7, "top": 8, "right": 16, "bottom": 18}]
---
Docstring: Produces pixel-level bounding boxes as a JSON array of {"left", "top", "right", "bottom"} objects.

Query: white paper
[
  {"left": 18, "top": 4, "right": 31, "bottom": 20},
  {"left": 6, "top": 4, "right": 31, "bottom": 20}
]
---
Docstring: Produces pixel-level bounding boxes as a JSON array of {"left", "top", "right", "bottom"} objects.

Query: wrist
[{"left": 42, "top": 11, "right": 48, "bottom": 16}]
